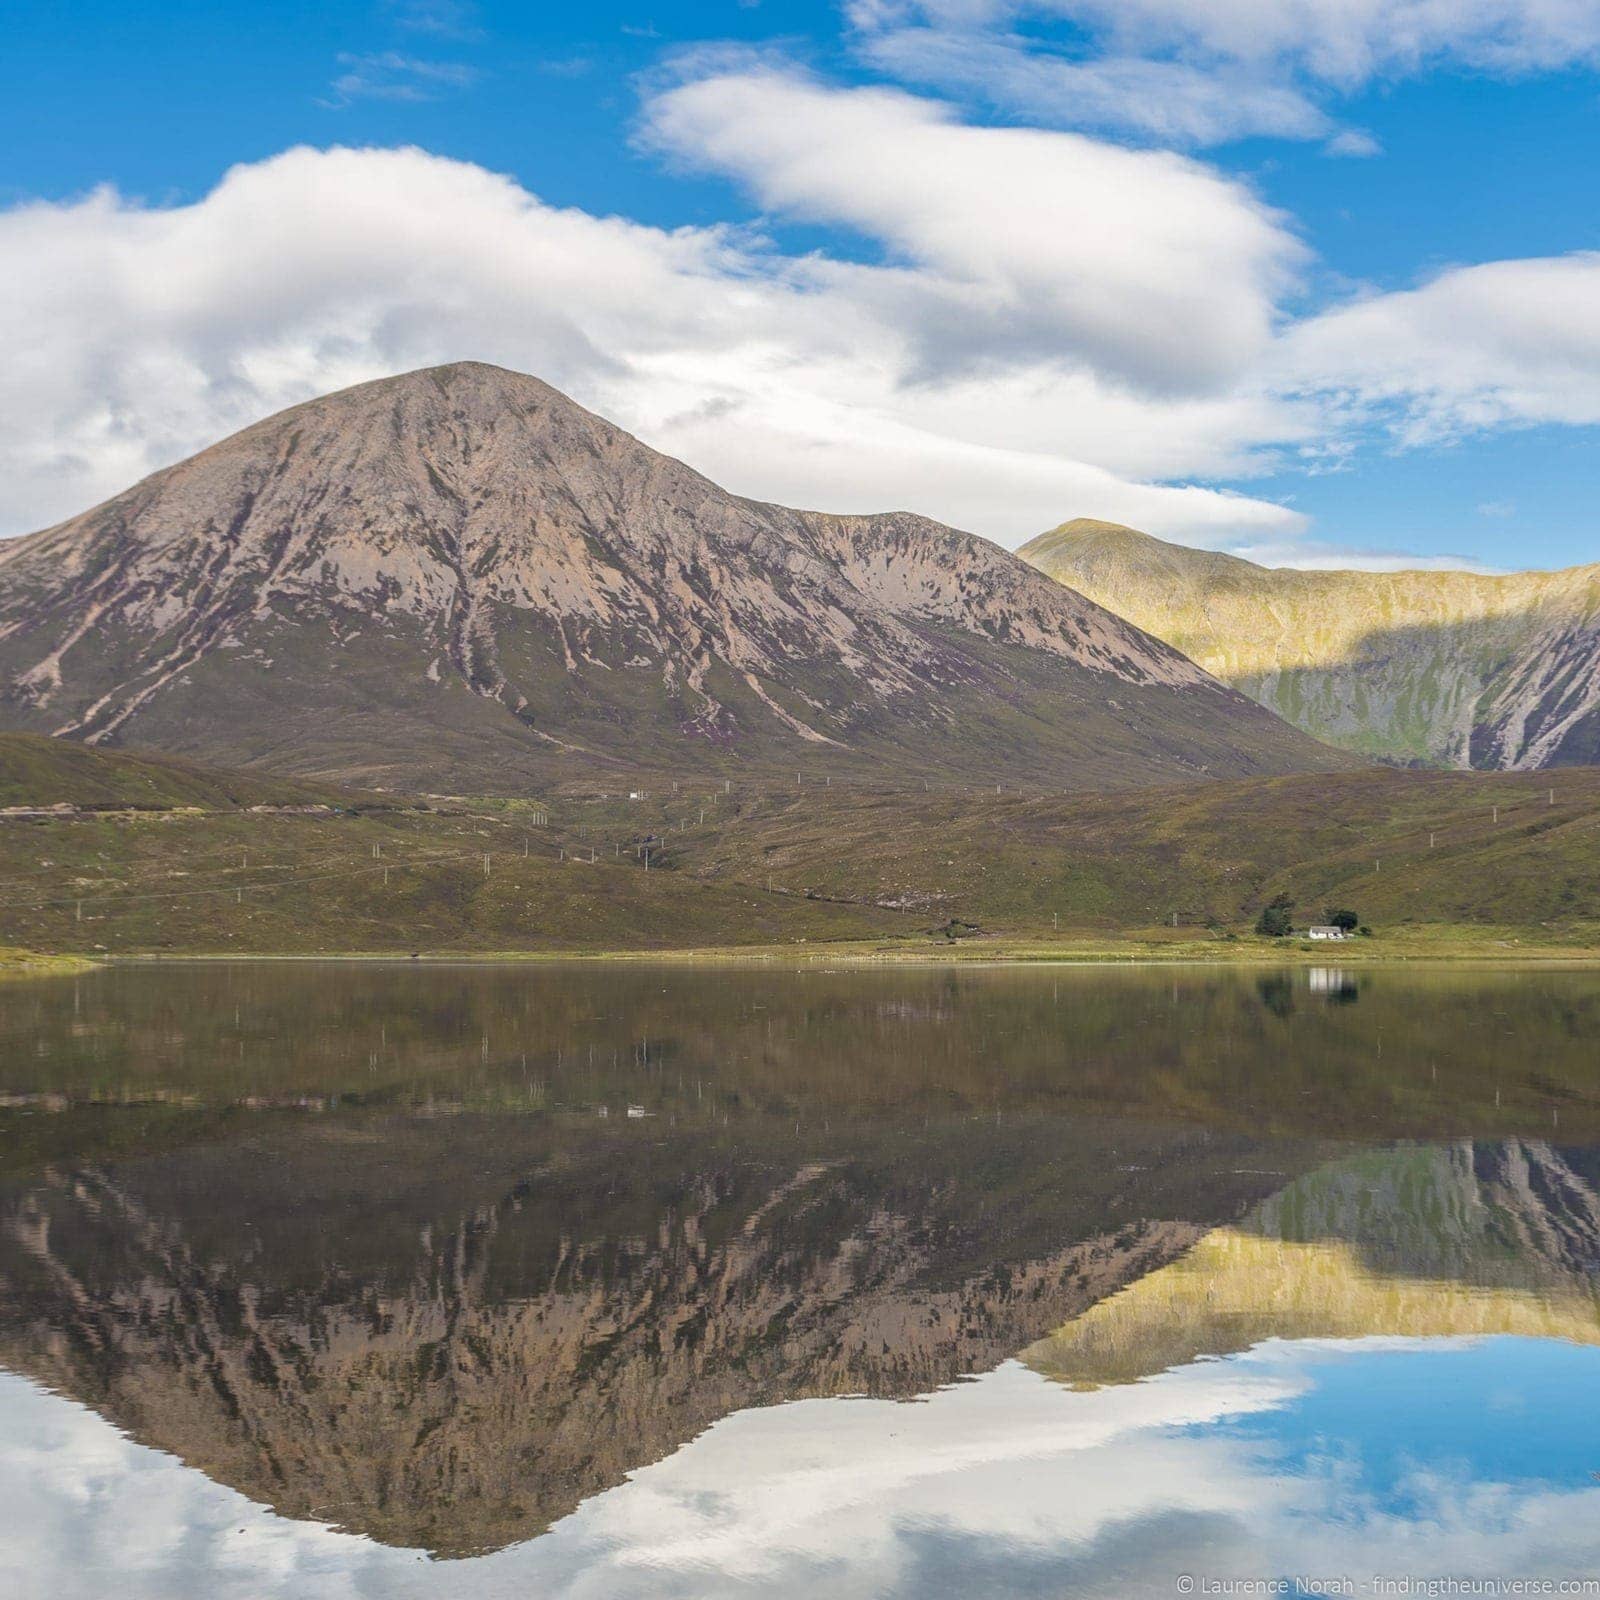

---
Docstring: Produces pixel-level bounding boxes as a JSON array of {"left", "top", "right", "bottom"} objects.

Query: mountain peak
[
  {"left": 0, "top": 369, "right": 1351, "bottom": 790},
  {"left": 1021, "top": 519, "right": 1265, "bottom": 582}
]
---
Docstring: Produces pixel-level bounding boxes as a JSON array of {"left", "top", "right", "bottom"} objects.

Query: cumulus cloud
[
  {"left": 4, "top": 63, "right": 1596, "bottom": 570},
  {"left": 0, "top": 132, "right": 1309, "bottom": 549},
  {"left": 640, "top": 66, "right": 1304, "bottom": 393},
  {"left": 1280, "top": 252, "right": 1600, "bottom": 444}
]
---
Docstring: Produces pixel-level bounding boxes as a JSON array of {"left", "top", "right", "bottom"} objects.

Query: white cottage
[{"left": 1306, "top": 925, "right": 1349, "bottom": 940}]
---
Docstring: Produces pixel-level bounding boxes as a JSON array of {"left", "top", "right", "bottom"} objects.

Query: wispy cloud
[
  {"left": 385, "top": 0, "right": 481, "bottom": 40},
  {"left": 1323, "top": 127, "right": 1382, "bottom": 158},
  {"left": 538, "top": 57, "right": 595, "bottom": 80},
  {"left": 320, "top": 51, "right": 479, "bottom": 108},
  {"left": 849, "top": 0, "right": 1600, "bottom": 148}
]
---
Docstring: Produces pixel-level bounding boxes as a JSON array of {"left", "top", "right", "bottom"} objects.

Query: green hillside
[
  {"left": 646, "top": 764, "right": 1600, "bottom": 938},
  {"left": 0, "top": 732, "right": 351, "bottom": 811},
  {"left": 2, "top": 736, "right": 1600, "bottom": 955}
]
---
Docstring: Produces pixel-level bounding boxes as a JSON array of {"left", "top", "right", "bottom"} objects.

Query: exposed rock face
[
  {"left": 1021, "top": 518, "right": 1600, "bottom": 770},
  {"left": 0, "top": 365, "right": 1347, "bottom": 790}
]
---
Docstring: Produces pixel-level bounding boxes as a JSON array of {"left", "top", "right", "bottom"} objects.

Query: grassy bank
[
  {"left": 99, "top": 924, "right": 1600, "bottom": 965},
  {"left": 0, "top": 945, "right": 98, "bottom": 975}
]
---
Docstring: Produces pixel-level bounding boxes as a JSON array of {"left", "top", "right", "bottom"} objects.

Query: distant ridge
[
  {"left": 0, "top": 365, "right": 1350, "bottom": 791},
  {"left": 1021, "top": 518, "right": 1600, "bottom": 769}
]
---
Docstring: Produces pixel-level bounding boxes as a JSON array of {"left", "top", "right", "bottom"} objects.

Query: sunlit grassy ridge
[
  {"left": 1021, "top": 519, "right": 1600, "bottom": 769},
  {"left": 1024, "top": 1143, "right": 1600, "bottom": 1388}
]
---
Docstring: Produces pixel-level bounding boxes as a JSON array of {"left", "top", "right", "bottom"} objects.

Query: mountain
[
  {"left": 0, "top": 364, "right": 1350, "bottom": 792},
  {"left": 0, "top": 1091, "right": 1304, "bottom": 1553},
  {"left": 1026, "top": 1141, "right": 1600, "bottom": 1388},
  {"left": 1020, "top": 518, "right": 1600, "bottom": 770}
]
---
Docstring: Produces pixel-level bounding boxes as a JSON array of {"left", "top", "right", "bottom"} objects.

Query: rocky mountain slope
[
  {"left": 0, "top": 365, "right": 1349, "bottom": 791},
  {"left": 1021, "top": 519, "right": 1600, "bottom": 769},
  {"left": 0, "top": 1109, "right": 1301, "bottom": 1555}
]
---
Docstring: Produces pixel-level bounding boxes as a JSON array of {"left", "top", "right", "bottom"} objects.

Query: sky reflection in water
[{"left": 0, "top": 962, "right": 1597, "bottom": 1597}]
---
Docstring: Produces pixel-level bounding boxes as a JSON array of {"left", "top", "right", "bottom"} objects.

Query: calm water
[{"left": 1, "top": 962, "right": 1598, "bottom": 1598}]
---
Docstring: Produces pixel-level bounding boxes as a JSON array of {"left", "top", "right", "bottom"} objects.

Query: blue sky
[{"left": 4, "top": 0, "right": 1600, "bottom": 569}]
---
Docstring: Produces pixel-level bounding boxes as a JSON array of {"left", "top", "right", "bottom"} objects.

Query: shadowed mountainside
[{"left": 1020, "top": 518, "right": 1600, "bottom": 770}]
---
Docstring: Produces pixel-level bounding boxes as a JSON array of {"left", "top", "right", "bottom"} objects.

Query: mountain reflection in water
[{"left": 0, "top": 962, "right": 1598, "bottom": 1597}]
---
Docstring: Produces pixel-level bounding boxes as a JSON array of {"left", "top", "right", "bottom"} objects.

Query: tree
[
  {"left": 1324, "top": 907, "right": 1359, "bottom": 932},
  {"left": 1255, "top": 893, "right": 1294, "bottom": 937}
]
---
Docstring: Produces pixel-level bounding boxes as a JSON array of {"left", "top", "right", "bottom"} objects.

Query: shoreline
[{"left": 52, "top": 931, "right": 1600, "bottom": 968}]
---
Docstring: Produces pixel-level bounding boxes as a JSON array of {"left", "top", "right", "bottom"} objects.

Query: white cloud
[
  {"left": 1280, "top": 252, "right": 1600, "bottom": 444},
  {"left": 0, "top": 134, "right": 1309, "bottom": 550},
  {"left": 6, "top": 1343, "right": 1600, "bottom": 1598},
  {"left": 4, "top": 67, "right": 1596, "bottom": 572},
  {"left": 640, "top": 66, "right": 1304, "bottom": 394}
]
